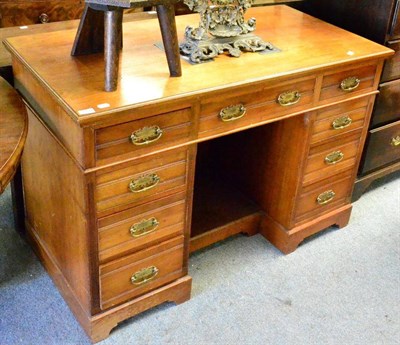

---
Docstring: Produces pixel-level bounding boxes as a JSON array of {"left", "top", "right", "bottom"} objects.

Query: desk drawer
[
  {"left": 319, "top": 65, "right": 377, "bottom": 103},
  {"left": 381, "top": 40, "right": 400, "bottom": 82},
  {"left": 360, "top": 120, "right": 400, "bottom": 174},
  {"left": 371, "top": 79, "right": 400, "bottom": 128},
  {"left": 199, "top": 77, "right": 315, "bottom": 138},
  {"left": 96, "top": 107, "right": 193, "bottom": 166},
  {"left": 303, "top": 133, "right": 362, "bottom": 186},
  {"left": 0, "top": 1, "right": 84, "bottom": 27},
  {"left": 98, "top": 193, "right": 186, "bottom": 263},
  {"left": 310, "top": 97, "right": 370, "bottom": 145},
  {"left": 295, "top": 170, "right": 354, "bottom": 223},
  {"left": 96, "top": 147, "right": 189, "bottom": 214},
  {"left": 99, "top": 236, "right": 184, "bottom": 310}
]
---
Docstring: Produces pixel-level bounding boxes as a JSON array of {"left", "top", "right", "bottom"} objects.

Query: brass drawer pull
[
  {"left": 332, "top": 115, "right": 352, "bottom": 130},
  {"left": 131, "top": 266, "right": 159, "bottom": 285},
  {"left": 277, "top": 90, "right": 301, "bottom": 106},
  {"left": 39, "top": 13, "right": 50, "bottom": 23},
  {"left": 316, "top": 190, "right": 336, "bottom": 205},
  {"left": 391, "top": 135, "right": 400, "bottom": 147},
  {"left": 219, "top": 104, "right": 246, "bottom": 122},
  {"left": 130, "top": 217, "right": 159, "bottom": 237},
  {"left": 130, "top": 126, "right": 163, "bottom": 146},
  {"left": 325, "top": 150, "right": 344, "bottom": 165},
  {"left": 340, "top": 76, "right": 360, "bottom": 92},
  {"left": 129, "top": 174, "right": 160, "bottom": 193}
]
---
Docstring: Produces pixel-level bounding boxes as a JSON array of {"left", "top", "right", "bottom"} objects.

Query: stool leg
[
  {"left": 71, "top": 4, "right": 105, "bottom": 56},
  {"left": 156, "top": 4, "right": 182, "bottom": 77},
  {"left": 104, "top": 8, "right": 123, "bottom": 92}
]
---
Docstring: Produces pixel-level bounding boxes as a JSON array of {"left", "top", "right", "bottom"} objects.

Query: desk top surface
[{"left": 4, "top": 6, "right": 393, "bottom": 125}]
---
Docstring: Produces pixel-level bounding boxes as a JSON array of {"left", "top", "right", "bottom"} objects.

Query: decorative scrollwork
[
  {"left": 183, "top": 0, "right": 256, "bottom": 40},
  {"left": 180, "top": 0, "right": 278, "bottom": 63}
]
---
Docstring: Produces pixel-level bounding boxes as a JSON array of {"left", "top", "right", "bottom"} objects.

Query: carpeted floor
[{"left": 0, "top": 173, "right": 399, "bottom": 345}]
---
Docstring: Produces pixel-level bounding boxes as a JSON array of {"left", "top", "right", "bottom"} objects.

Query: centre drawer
[
  {"left": 99, "top": 236, "right": 185, "bottom": 310},
  {"left": 199, "top": 76, "right": 315, "bottom": 138},
  {"left": 95, "top": 107, "right": 193, "bottom": 166},
  {"left": 95, "top": 147, "right": 189, "bottom": 215}
]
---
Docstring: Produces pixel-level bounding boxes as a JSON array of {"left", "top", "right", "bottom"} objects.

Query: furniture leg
[
  {"left": 156, "top": 3, "right": 182, "bottom": 77},
  {"left": 10, "top": 164, "right": 25, "bottom": 234},
  {"left": 104, "top": 8, "right": 123, "bottom": 92},
  {"left": 71, "top": 4, "right": 105, "bottom": 56}
]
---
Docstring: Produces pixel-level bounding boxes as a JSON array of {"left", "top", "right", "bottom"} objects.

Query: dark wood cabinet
[
  {"left": 299, "top": 0, "right": 400, "bottom": 200},
  {"left": 0, "top": 1, "right": 85, "bottom": 27}
]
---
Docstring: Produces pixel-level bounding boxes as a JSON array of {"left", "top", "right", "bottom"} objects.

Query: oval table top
[{"left": 0, "top": 76, "right": 28, "bottom": 194}]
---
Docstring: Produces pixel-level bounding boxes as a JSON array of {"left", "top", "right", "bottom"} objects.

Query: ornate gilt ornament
[{"left": 180, "top": 0, "right": 277, "bottom": 63}]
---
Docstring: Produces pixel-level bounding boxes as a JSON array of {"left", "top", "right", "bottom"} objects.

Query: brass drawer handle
[
  {"left": 316, "top": 190, "right": 336, "bottom": 205},
  {"left": 391, "top": 135, "right": 400, "bottom": 147},
  {"left": 129, "top": 174, "right": 160, "bottom": 193},
  {"left": 277, "top": 90, "right": 301, "bottom": 106},
  {"left": 332, "top": 115, "right": 352, "bottom": 130},
  {"left": 130, "top": 217, "right": 159, "bottom": 237},
  {"left": 130, "top": 125, "right": 163, "bottom": 146},
  {"left": 340, "top": 76, "right": 360, "bottom": 92},
  {"left": 219, "top": 104, "right": 246, "bottom": 122},
  {"left": 131, "top": 266, "right": 159, "bottom": 285},
  {"left": 325, "top": 150, "right": 344, "bottom": 165},
  {"left": 39, "top": 13, "right": 50, "bottom": 23}
]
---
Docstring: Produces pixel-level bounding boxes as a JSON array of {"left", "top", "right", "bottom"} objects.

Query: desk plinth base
[
  {"left": 25, "top": 220, "right": 192, "bottom": 344},
  {"left": 260, "top": 204, "right": 353, "bottom": 254},
  {"left": 87, "top": 277, "right": 192, "bottom": 343}
]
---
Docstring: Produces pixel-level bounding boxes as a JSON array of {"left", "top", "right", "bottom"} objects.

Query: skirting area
[{"left": 1, "top": 173, "right": 399, "bottom": 344}]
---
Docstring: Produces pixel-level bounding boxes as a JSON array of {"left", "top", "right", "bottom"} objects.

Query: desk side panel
[{"left": 22, "top": 108, "right": 93, "bottom": 314}]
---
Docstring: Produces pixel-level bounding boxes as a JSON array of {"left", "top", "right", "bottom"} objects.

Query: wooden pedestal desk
[{"left": 4, "top": 6, "right": 392, "bottom": 342}]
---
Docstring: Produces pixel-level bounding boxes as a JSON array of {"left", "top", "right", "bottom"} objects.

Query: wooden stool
[
  {"left": 71, "top": 0, "right": 182, "bottom": 91},
  {"left": 0, "top": 76, "right": 28, "bottom": 232}
]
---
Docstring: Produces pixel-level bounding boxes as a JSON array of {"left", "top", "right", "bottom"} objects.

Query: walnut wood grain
[
  {"left": 23, "top": 105, "right": 92, "bottom": 312},
  {"left": 3, "top": 6, "right": 393, "bottom": 342},
  {"left": 0, "top": 0, "right": 84, "bottom": 27},
  {"left": 0, "top": 76, "right": 27, "bottom": 194}
]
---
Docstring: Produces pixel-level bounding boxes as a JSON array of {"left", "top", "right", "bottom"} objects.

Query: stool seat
[
  {"left": 72, "top": 1, "right": 181, "bottom": 91},
  {"left": 0, "top": 76, "right": 28, "bottom": 194}
]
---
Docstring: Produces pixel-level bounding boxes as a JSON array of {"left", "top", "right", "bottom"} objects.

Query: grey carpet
[{"left": 1, "top": 173, "right": 399, "bottom": 345}]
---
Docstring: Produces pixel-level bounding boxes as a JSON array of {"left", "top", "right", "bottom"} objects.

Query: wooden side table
[{"left": 0, "top": 76, "right": 28, "bottom": 229}]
